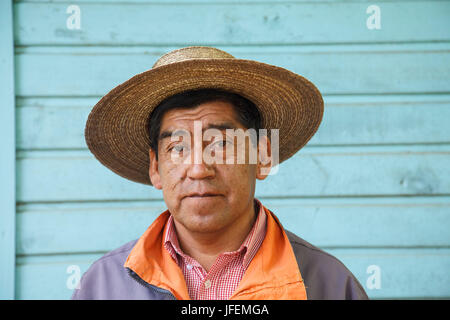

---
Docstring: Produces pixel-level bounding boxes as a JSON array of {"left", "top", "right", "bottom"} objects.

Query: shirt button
[
  {"left": 204, "top": 280, "right": 212, "bottom": 289},
  {"left": 186, "top": 264, "right": 193, "bottom": 270}
]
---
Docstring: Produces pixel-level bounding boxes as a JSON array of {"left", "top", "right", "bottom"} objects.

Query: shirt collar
[
  {"left": 164, "top": 198, "right": 267, "bottom": 270},
  {"left": 123, "top": 200, "right": 307, "bottom": 300}
]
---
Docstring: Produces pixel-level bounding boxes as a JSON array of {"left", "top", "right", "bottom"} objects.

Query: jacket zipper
[{"left": 126, "top": 267, "right": 177, "bottom": 300}]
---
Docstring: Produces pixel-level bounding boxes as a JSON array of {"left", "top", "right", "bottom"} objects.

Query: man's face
[{"left": 148, "top": 100, "right": 270, "bottom": 234}]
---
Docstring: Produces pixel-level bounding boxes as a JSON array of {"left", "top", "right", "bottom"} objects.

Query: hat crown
[{"left": 152, "top": 46, "right": 235, "bottom": 68}]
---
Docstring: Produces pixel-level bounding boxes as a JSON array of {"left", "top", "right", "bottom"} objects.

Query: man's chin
[
  {"left": 180, "top": 196, "right": 225, "bottom": 214},
  {"left": 179, "top": 220, "right": 226, "bottom": 235},
  {"left": 176, "top": 211, "right": 229, "bottom": 234}
]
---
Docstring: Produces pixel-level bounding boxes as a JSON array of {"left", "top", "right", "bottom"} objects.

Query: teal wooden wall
[{"left": 1, "top": 0, "right": 449, "bottom": 299}]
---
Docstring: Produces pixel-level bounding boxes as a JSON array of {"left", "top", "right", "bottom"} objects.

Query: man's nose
[
  {"left": 186, "top": 162, "right": 215, "bottom": 180},
  {"left": 186, "top": 140, "right": 215, "bottom": 180}
]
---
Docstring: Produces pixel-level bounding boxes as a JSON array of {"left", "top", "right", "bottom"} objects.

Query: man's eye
[
  {"left": 213, "top": 140, "right": 228, "bottom": 148},
  {"left": 212, "top": 139, "right": 235, "bottom": 151},
  {"left": 169, "top": 145, "right": 186, "bottom": 153}
]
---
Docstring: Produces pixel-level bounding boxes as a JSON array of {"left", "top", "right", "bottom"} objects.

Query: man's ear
[
  {"left": 256, "top": 134, "right": 272, "bottom": 181},
  {"left": 149, "top": 148, "right": 162, "bottom": 189}
]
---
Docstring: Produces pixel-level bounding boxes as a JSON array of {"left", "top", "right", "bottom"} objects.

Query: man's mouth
[{"left": 183, "top": 192, "right": 222, "bottom": 199}]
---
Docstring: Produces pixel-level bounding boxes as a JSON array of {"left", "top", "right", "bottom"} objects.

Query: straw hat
[{"left": 85, "top": 46, "right": 324, "bottom": 185}]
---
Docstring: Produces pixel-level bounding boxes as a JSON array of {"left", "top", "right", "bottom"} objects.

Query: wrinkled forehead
[{"left": 158, "top": 101, "right": 245, "bottom": 140}]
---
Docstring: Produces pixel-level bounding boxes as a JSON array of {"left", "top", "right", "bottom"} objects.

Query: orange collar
[{"left": 124, "top": 202, "right": 307, "bottom": 300}]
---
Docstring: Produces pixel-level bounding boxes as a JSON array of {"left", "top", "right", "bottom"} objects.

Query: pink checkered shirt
[{"left": 163, "top": 199, "right": 267, "bottom": 300}]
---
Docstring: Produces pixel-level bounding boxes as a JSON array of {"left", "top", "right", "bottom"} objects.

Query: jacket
[{"left": 71, "top": 204, "right": 368, "bottom": 300}]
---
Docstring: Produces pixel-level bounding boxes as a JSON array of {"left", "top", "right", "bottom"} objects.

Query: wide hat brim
[{"left": 85, "top": 58, "right": 324, "bottom": 185}]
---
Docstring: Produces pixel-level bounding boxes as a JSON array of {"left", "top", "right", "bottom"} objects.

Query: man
[{"left": 73, "top": 46, "right": 368, "bottom": 300}]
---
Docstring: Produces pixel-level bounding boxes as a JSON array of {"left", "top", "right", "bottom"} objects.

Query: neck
[{"left": 173, "top": 200, "right": 257, "bottom": 272}]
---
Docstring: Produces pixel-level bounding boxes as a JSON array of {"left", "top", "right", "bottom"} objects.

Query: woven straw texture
[{"left": 85, "top": 46, "right": 324, "bottom": 185}]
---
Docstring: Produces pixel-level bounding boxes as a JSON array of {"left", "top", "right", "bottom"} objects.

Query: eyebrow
[{"left": 159, "top": 122, "right": 238, "bottom": 142}]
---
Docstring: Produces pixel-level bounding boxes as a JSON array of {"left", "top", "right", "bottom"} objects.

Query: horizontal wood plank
[
  {"left": 16, "top": 198, "right": 450, "bottom": 255},
  {"left": 16, "top": 146, "right": 450, "bottom": 202},
  {"left": 14, "top": 44, "right": 450, "bottom": 96},
  {"left": 16, "top": 95, "right": 450, "bottom": 150},
  {"left": 14, "top": 1, "right": 450, "bottom": 45},
  {"left": 331, "top": 248, "right": 450, "bottom": 299},
  {"left": 15, "top": 248, "right": 450, "bottom": 299}
]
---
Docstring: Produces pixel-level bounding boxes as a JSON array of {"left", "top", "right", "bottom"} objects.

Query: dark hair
[{"left": 148, "top": 88, "right": 262, "bottom": 160}]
